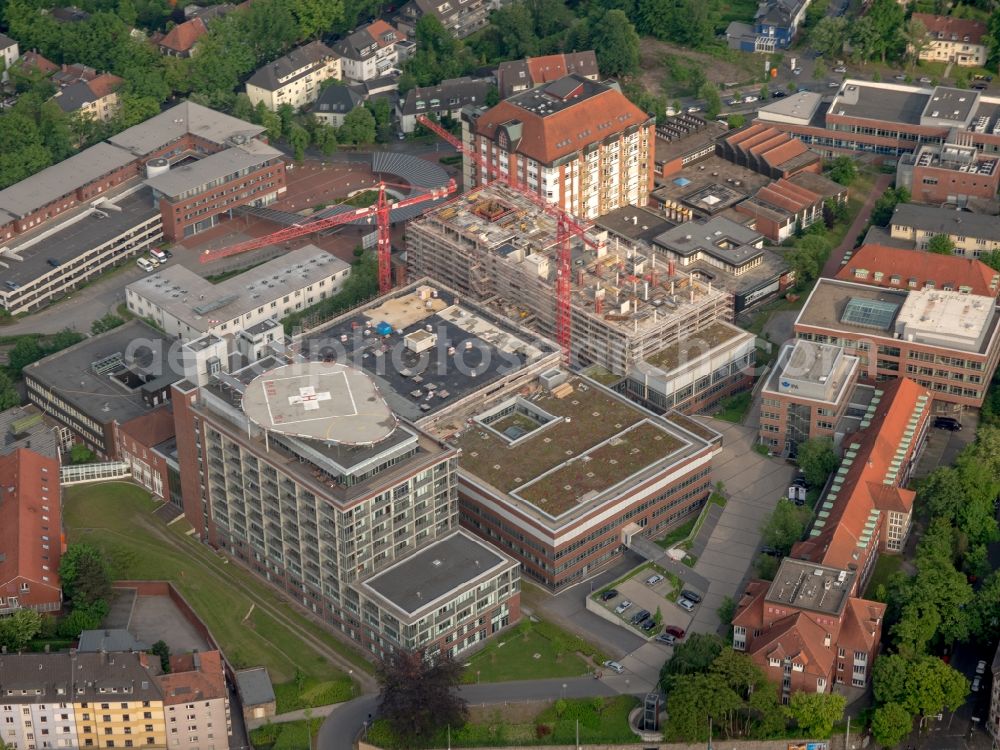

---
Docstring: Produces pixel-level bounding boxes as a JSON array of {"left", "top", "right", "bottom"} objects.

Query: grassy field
[
  {"left": 64, "top": 482, "right": 368, "bottom": 688},
  {"left": 249, "top": 718, "right": 322, "bottom": 750},
  {"left": 864, "top": 554, "right": 903, "bottom": 600},
  {"left": 368, "top": 696, "right": 639, "bottom": 748},
  {"left": 462, "top": 621, "right": 599, "bottom": 683},
  {"left": 715, "top": 392, "right": 752, "bottom": 423},
  {"left": 656, "top": 517, "right": 696, "bottom": 549}
]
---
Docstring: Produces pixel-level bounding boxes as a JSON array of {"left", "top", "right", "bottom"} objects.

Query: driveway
[
  {"left": 686, "top": 417, "right": 795, "bottom": 635},
  {"left": 911, "top": 411, "right": 978, "bottom": 480}
]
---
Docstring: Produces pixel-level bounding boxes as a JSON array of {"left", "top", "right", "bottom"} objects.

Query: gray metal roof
[
  {"left": 0, "top": 33, "right": 17, "bottom": 49},
  {"left": 51, "top": 79, "right": 100, "bottom": 113},
  {"left": 144, "top": 140, "right": 282, "bottom": 198},
  {"left": 0, "top": 142, "right": 135, "bottom": 219},
  {"left": 246, "top": 40, "right": 337, "bottom": 92},
  {"left": 400, "top": 77, "right": 491, "bottom": 116},
  {"left": 0, "top": 652, "right": 163, "bottom": 703},
  {"left": 891, "top": 203, "right": 1000, "bottom": 241},
  {"left": 77, "top": 629, "right": 150, "bottom": 653},
  {"left": 235, "top": 667, "right": 275, "bottom": 706},
  {"left": 108, "top": 100, "right": 265, "bottom": 157}
]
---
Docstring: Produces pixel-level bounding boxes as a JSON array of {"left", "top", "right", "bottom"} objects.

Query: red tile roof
[
  {"left": 475, "top": 80, "right": 651, "bottom": 165},
  {"left": 836, "top": 243, "right": 1000, "bottom": 298},
  {"left": 0, "top": 448, "right": 63, "bottom": 610},
  {"left": 748, "top": 611, "right": 834, "bottom": 676},
  {"left": 159, "top": 17, "right": 207, "bottom": 53},
  {"left": 19, "top": 51, "right": 59, "bottom": 75},
  {"left": 87, "top": 72, "right": 124, "bottom": 99},
  {"left": 367, "top": 19, "right": 405, "bottom": 47},
  {"left": 912, "top": 13, "right": 987, "bottom": 46},
  {"left": 792, "top": 377, "right": 930, "bottom": 571},
  {"left": 160, "top": 650, "right": 227, "bottom": 704}
]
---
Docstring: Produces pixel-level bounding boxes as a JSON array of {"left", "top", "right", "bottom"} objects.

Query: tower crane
[
  {"left": 415, "top": 115, "right": 600, "bottom": 365},
  {"left": 198, "top": 179, "right": 457, "bottom": 295}
]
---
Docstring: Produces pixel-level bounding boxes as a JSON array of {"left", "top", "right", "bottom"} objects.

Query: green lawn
[
  {"left": 462, "top": 621, "right": 599, "bottom": 683},
  {"left": 656, "top": 517, "right": 696, "bottom": 549},
  {"left": 864, "top": 554, "right": 903, "bottom": 600},
  {"left": 715, "top": 392, "right": 752, "bottom": 423},
  {"left": 64, "top": 482, "right": 368, "bottom": 686},
  {"left": 274, "top": 676, "right": 355, "bottom": 713},
  {"left": 249, "top": 718, "right": 322, "bottom": 750},
  {"left": 367, "top": 696, "right": 639, "bottom": 748}
]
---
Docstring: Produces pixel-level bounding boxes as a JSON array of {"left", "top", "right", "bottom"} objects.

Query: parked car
[
  {"left": 792, "top": 474, "right": 807, "bottom": 488},
  {"left": 972, "top": 82, "right": 988, "bottom": 90},
  {"left": 614, "top": 600, "right": 632, "bottom": 614},
  {"left": 834, "top": 66, "right": 847, "bottom": 73},
  {"left": 743, "top": 95, "right": 758, "bottom": 103},
  {"left": 761, "top": 545, "right": 782, "bottom": 557},
  {"left": 664, "top": 625, "right": 686, "bottom": 638},
  {"left": 641, "top": 618, "right": 658, "bottom": 632},
  {"left": 793, "top": 68, "right": 802, "bottom": 75},
  {"left": 630, "top": 609, "right": 651, "bottom": 625},
  {"left": 771, "top": 91, "right": 786, "bottom": 98},
  {"left": 933, "top": 417, "right": 962, "bottom": 431},
  {"left": 46, "top": 258, "right": 61, "bottom": 268},
  {"left": 972, "top": 676, "right": 981, "bottom": 692},
  {"left": 828, "top": 81, "right": 840, "bottom": 88},
  {"left": 603, "top": 660, "right": 625, "bottom": 674},
  {"left": 161, "top": 248, "right": 173, "bottom": 259},
  {"left": 681, "top": 589, "right": 703, "bottom": 604},
  {"left": 136, "top": 257, "right": 156, "bottom": 272},
  {"left": 919, "top": 77, "right": 932, "bottom": 83},
  {"left": 687, "top": 106, "right": 701, "bottom": 113},
  {"left": 655, "top": 632, "right": 676, "bottom": 645},
  {"left": 150, "top": 247, "right": 168, "bottom": 262},
  {"left": 976, "top": 660, "right": 987, "bottom": 675},
  {"left": 600, "top": 588, "right": 619, "bottom": 602},
  {"left": 894, "top": 74, "right": 907, "bottom": 81},
  {"left": 678, "top": 598, "right": 696, "bottom": 612},
  {"left": 646, "top": 574, "right": 664, "bottom": 586}
]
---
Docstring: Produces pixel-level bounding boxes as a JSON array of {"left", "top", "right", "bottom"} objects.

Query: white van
[
  {"left": 136, "top": 257, "right": 156, "bottom": 272},
  {"left": 150, "top": 247, "right": 167, "bottom": 262}
]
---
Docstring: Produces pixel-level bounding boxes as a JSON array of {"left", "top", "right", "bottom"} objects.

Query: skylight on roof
[{"left": 841, "top": 297, "right": 900, "bottom": 330}]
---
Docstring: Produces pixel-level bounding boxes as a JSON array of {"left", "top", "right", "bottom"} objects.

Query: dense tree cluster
[
  {"left": 376, "top": 647, "right": 467, "bottom": 743},
  {"left": 57, "top": 543, "right": 113, "bottom": 638}
]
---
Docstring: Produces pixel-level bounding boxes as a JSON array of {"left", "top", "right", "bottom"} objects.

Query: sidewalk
[
  {"left": 821, "top": 172, "right": 893, "bottom": 278},
  {"left": 247, "top": 702, "right": 345, "bottom": 730}
]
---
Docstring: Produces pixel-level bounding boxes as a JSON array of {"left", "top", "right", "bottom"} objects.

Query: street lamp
[{"left": 561, "top": 683, "right": 567, "bottom": 699}]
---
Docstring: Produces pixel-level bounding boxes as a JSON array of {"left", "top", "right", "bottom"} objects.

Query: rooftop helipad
[{"left": 241, "top": 362, "right": 397, "bottom": 446}]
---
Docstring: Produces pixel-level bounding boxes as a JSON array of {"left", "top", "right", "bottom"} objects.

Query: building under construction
[{"left": 405, "top": 185, "right": 734, "bottom": 375}]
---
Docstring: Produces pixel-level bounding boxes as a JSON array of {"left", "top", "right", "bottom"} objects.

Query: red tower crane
[
  {"left": 198, "top": 179, "right": 457, "bottom": 295},
  {"left": 416, "top": 115, "right": 599, "bottom": 365}
]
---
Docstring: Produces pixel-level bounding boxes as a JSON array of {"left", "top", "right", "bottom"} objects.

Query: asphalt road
[{"left": 316, "top": 677, "right": 619, "bottom": 750}]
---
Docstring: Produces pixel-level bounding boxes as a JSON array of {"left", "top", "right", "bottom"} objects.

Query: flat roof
[
  {"left": 828, "top": 81, "right": 931, "bottom": 125},
  {"left": 235, "top": 667, "right": 274, "bottom": 706},
  {"left": 643, "top": 320, "right": 749, "bottom": 372},
  {"left": 594, "top": 206, "right": 673, "bottom": 245},
  {"left": 456, "top": 375, "right": 708, "bottom": 522},
  {"left": 920, "top": 87, "right": 979, "bottom": 126},
  {"left": 763, "top": 340, "right": 859, "bottom": 405},
  {"left": 795, "top": 279, "right": 909, "bottom": 336},
  {"left": 5, "top": 187, "right": 158, "bottom": 287},
  {"left": 756, "top": 91, "right": 823, "bottom": 124},
  {"left": 144, "top": 141, "right": 282, "bottom": 198},
  {"left": 0, "top": 142, "right": 135, "bottom": 220},
  {"left": 0, "top": 405, "right": 59, "bottom": 460},
  {"left": 765, "top": 558, "right": 857, "bottom": 616},
  {"left": 127, "top": 245, "right": 349, "bottom": 333},
  {"left": 653, "top": 216, "right": 764, "bottom": 266},
  {"left": 24, "top": 319, "right": 178, "bottom": 426},
  {"left": 654, "top": 119, "right": 727, "bottom": 165},
  {"left": 359, "top": 530, "right": 512, "bottom": 619},
  {"left": 301, "top": 283, "right": 554, "bottom": 423},
  {"left": 242, "top": 361, "right": 398, "bottom": 446},
  {"left": 108, "top": 100, "right": 265, "bottom": 157},
  {"left": 651, "top": 155, "right": 768, "bottom": 207}
]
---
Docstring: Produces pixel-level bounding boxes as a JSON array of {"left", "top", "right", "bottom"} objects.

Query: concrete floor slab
[{"left": 128, "top": 596, "right": 210, "bottom": 654}]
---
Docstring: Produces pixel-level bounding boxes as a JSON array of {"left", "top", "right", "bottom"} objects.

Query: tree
[
  {"left": 659, "top": 633, "right": 724, "bottom": 693},
  {"left": 59, "top": 544, "right": 112, "bottom": 609},
  {"left": 311, "top": 122, "right": 338, "bottom": 155},
  {"left": 864, "top": 0, "right": 905, "bottom": 63},
  {"left": 0, "top": 370, "right": 19, "bottom": 410},
  {"left": 873, "top": 654, "right": 968, "bottom": 721},
  {"left": 0, "top": 608, "right": 43, "bottom": 652},
  {"left": 787, "top": 234, "right": 832, "bottom": 285},
  {"left": 871, "top": 702, "right": 913, "bottom": 748},
  {"left": 151, "top": 640, "right": 171, "bottom": 672},
  {"left": 700, "top": 82, "right": 722, "bottom": 120},
  {"left": 759, "top": 498, "right": 810, "bottom": 555},
  {"left": 69, "top": 444, "right": 96, "bottom": 464},
  {"left": 91, "top": 313, "right": 125, "bottom": 334},
  {"left": 376, "top": 648, "right": 466, "bottom": 743},
  {"left": 287, "top": 122, "right": 310, "bottom": 162},
  {"left": 292, "top": 0, "right": 344, "bottom": 39},
  {"left": 589, "top": 9, "right": 640, "bottom": 77},
  {"left": 339, "top": 106, "right": 376, "bottom": 145},
  {"left": 927, "top": 234, "right": 954, "bottom": 255},
  {"left": 968, "top": 570, "right": 1000, "bottom": 642},
  {"left": 785, "top": 692, "right": 846, "bottom": 738},
  {"left": 796, "top": 437, "right": 838, "bottom": 487},
  {"left": 904, "top": 17, "right": 930, "bottom": 68},
  {"left": 823, "top": 198, "right": 848, "bottom": 228},
  {"left": 57, "top": 600, "right": 109, "bottom": 638},
  {"left": 665, "top": 672, "right": 742, "bottom": 741},
  {"left": 6, "top": 337, "right": 43, "bottom": 374},
  {"left": 849, "top": 16, "right": 880, "bottom": 63},
  {"left": 871, "top": 187, "right": 909, "bottom": 226},
  {"left": 826, "top": 155, "right": 857, "bottom": 185}
]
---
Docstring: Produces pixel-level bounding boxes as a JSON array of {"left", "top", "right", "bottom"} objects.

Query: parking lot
[{"left": 593, "top": 564, "right": 693, "bottom": 641}]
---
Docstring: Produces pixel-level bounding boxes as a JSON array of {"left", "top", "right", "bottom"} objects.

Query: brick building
[
  {"left": 716, "top": 123, "right": 821, "bottom": 179},
  {"left": 117, "top": 406, "right": 176, "bottom": 500},
  {"left": 897, "top": 139, "right": 1000, "bottom": 207},
  {"left": 735, "top": 173, "right": 847, "bottom": 242},
  {"left": 734, "top": 377, "right": 931, "bottom": 699},
  {"left": 462, "top": 75, "right": 656, "bottom": 220},
  {"left": 495, "top": 52, "right": 599, "bottom": 99},
  {"left": 836, "top": 243, "right": 1000, "bottom": 297},
  {"left": 0, "top": 448, "right": 63, "bottom": 616},
  {"left": 794, "top": 278, "right": 1000, "bottom": 411}
]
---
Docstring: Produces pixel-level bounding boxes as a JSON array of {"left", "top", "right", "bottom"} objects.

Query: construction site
[{"left": 405, "top": 184, "right": 734, "bottom": 375}]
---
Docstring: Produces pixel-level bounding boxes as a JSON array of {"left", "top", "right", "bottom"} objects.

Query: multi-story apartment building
[
  {"left": 889, "top": 203, "right": 1000, "bottom": 256},
  {"left": 0, "top": 32, "right": 19, "bottom": 81},
  {"left": 144, "top": 139, "right": 285, "bottom": 241},
  {"left": 897, "top": 139, "right": 1000, "bottom": 206},
  {"left": 334, "top": 20, "right": 409, "bottom": 83},
  {"left": 125, "top": 245, "right": 349, "bottom": 340},
  {"left": 398, "top": 77, "right": 492, "bottom": 134},
  {"left": 734, "top": 377, "right": 930, "bottom": 699},
  {"left": 755, "top": 81, "right": 1000, "bottom": 159},
  {"left": 405, "top": 185, "right": 734, "bottom": 375},
  {"left": 25, "top": 320, "right": 178, "bottom": 457},
  {"left": 172, "top": 355, "right": 521, "bottom": 658},
  {"left": 836, "top": 243, "right": 1000, "bottom": 297},
  {"left": 794, "top": 278, "right": 1000, "bottom": 411},
  {"left": 52, "top": 72, "right": 124, "bottom": 123},
  {"left": 0, "top": 448, "right": 63, "bottom": 617},
  {"left": 245, "top": 41, "right": 341, "bottom": 111},
  {"left": 0, "top": 651, "right": 168, "bottom": 750},
  {"left": 495, "top": 52, "right": 599, "bottom": 99},
  {"left": 456, "top": 373, "right": 721, "bottom": 589},
  {"left": 463, "top": 75, "right": 655, "bottom": 220},
  {"left": 725, "top": 0, "right": 813, "bottom": 52},
  {"left": 396, "top": 0, "right": 511, "bottom": 39},
  {"left": 159, "top": 651, "right": 231, "bottom": 750},
  {"left": 910, "top": 13, "right": 988, "bottom": 67},
  {"left": 759, "top": 340, "right": 861, "bottom": 456}
]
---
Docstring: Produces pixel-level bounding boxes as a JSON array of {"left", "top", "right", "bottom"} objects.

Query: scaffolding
[{"left": 405, "top": 185, "right": 734, "bottom": 375}]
